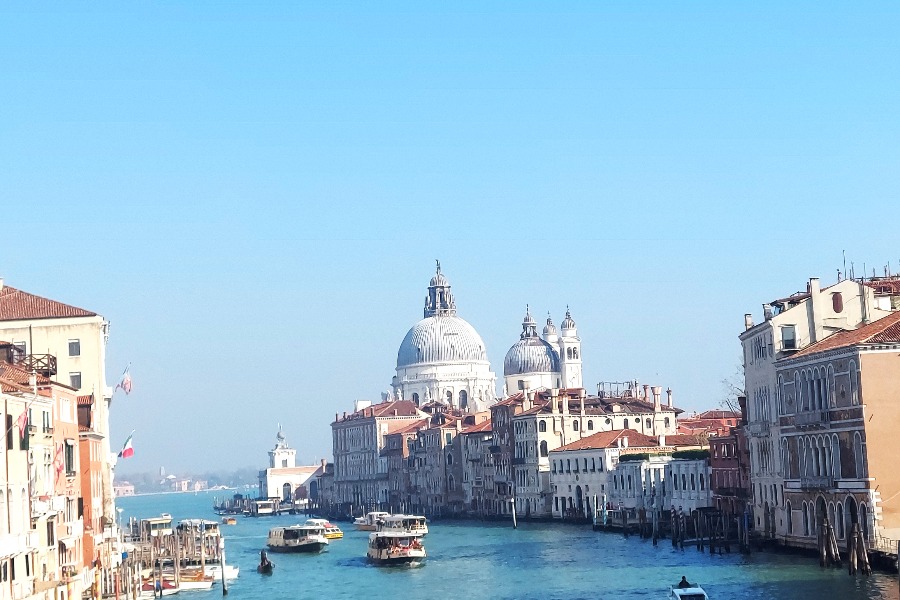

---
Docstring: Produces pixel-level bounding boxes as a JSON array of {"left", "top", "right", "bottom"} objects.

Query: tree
[{"left": 720, "top": 359, "right": 745, "bottom": 414}]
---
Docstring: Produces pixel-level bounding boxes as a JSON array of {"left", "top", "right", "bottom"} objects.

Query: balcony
[
  {"left": 800, "top": 475, "right": 833, "bottom": 490},
  {"left": 714, "top": 487, "right": 749, "bottom": 499},
  {"left": 794, "top": 410, "right": 829, "bottom": 429},
  {"left": 746, "top": 421, "right": 770, "bottom": 437},
  {"left": 21, "top": 353, "right": 57, "bottom": 377},
  {"left": 473, "top": 478, "right": 483, "bottom": 487}
]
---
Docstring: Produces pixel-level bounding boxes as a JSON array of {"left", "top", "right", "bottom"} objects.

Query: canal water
[{"left": 118, "top": 491, "right": 898, "bottom": 600}]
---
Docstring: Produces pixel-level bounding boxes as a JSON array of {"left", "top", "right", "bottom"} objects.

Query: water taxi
[
  {"left": 305, "top": 518, "right": 343, "bottom": 539},
  {"left": 222, "top": 516, "right": 237, "bottom": 525},
  {"left": 353, "top": 511, "right": 389, "bottom": 531},
  {"left": 266, "top": 524, "right": 329, "bottom": 553},
  {"left": 378, "top": 514, "right": 428, "bottom": 536},
  {"left": 668, "top": 582, "right": 710, "bottom": 600},
  {"left": 367, "top": 531, "right": 426, "bottom": 566}
]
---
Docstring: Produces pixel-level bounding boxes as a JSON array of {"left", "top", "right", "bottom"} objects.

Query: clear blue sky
[{"left": 2, "top": 2, "right": 899, "bottom": 474}]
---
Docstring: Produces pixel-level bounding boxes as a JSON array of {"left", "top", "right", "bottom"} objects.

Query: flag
[
  {"left": 17, "top": 408, "right": 28, "bottom": 439},
  {"left": 115, "top": 365, "right": 132, "bottom": 395},
  {"left": 54, "top": 443, "right": 64, "bottom": 480},
  {"left": 118, "top": 431, "right": 135, "bottom": 459}
]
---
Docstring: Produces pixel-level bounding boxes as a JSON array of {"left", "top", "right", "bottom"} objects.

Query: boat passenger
[{"left": 677, "top": 576, "right": 691, "bottom": 589}]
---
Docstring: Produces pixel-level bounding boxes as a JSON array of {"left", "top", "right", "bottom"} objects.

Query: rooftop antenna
[{"left": 843, "top": 250, "right": 847, "bottom": 280}]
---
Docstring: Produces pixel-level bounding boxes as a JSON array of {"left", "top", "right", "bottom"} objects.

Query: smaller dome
[
  {"left": 504, "top": 337, "right": 561, "bottom": 376},
  {"left": 561, "top": 308, "right": 576, "bottom": 330},
  {"left": 543, "top": 314, "right": 557, "bottom": 337}
]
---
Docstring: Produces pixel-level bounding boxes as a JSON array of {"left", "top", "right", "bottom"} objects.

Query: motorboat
[
  {"left": 378, "top": 514, "right": 428, "bottom": 536},
  {"left": 669, "top": 582, "right": 710, "bottom": 600},
  {"left": 139, "top": 579, "right": 179, "bottom": 598},
  {"left": 366, "top": 531, "right": 426, "bottom": 567},
  {"left": 176, "top": 570, "right": 215, "bottom": 591},
  {"left": 353, "top": 511, "right": 389, "bottom": 531},
  {"left": 257, "top": 550, "right": 274, "bottom": 575},
  {"left": 250, "top": 499, "right": 278, "bottom": 517},
  {"left": 203, "top": 564, "right": 239, "bottom": 581},
  {"left": 305, "top": 518, "right": 344, "bottom": 539},
  {"left": 222, "top": 516, "right": 237, "bottom": 525},
  {"left": 266, "top": 524, "right": 329, "bottom": 553}
]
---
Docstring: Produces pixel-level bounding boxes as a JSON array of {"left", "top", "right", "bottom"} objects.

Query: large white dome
[{"left": 397, "top": 315, "right": 489, "bottom": 368}]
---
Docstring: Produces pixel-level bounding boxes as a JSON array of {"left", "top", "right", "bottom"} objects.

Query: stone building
[
  {"left": 739, "top": 276, "right": 888, "bottom": 539},
  {"left": 258, "top": 427, "right": 327, "bottom": 504},
  {"left": 775, "top": 309, "right": 900, "bottom": 551}
]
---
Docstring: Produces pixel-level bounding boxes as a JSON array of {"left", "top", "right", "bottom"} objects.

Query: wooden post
[{"left": 220, "top": 536, "right": 228, "bottom": 596}]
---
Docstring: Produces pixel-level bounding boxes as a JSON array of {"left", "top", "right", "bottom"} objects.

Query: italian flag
[{"left": 118, "top": 431, "right": 135, "bottom": 459}]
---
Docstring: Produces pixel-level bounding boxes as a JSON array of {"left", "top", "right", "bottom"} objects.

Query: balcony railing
[
  {"left": 20, "top": 353, "right": 57, "bottom": 377},
  {"left": 746, "top": 421, "right": 770, "bottom": 437},
  {"left": 800, "top": 475, "right": 833, "bottom": 489},
  {"left": 794, "top": 410, "right": 829, "bottom": 429}
]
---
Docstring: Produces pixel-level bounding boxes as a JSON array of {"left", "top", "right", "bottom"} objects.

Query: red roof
[
  {"left": 335, "top": 400, "right": 423, "bottom": 423},
  {"left": 461, "top": 420, "right": 492, "bottom": 434},
  {"left": 77, "top": 394, "right": 94, "bottom": 406},
  {"left": 554, "top": 429, "right": 659, "bottom": 452},
  {"left": 387, "top": 419, "right": 429, "bottom": 436},
  {"left": 0, "top": 285, "right": 96, "bottom": 321},
  {"left": 789, "top": 311, "right": 900, "bottom": 358},
  {"left": 666, "top": 434, "right": 707, "bottom": 447}
]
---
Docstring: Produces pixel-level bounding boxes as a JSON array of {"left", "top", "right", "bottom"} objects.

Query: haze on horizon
[{"left": 2, "top": 2, "right": 899, "bottom": 473}]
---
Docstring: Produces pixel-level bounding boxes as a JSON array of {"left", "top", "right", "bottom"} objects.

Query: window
[
  {"left": 572, "top": 420, "right": 579, "bottom": 431},
  {"left": 587, "top": 420, "right": 593, "bottom": 430},
  {"left": 782, "top": 326, "right": 797, "bottom": 351},
  {"left": 552, "top": 460, "right": 557, "bottom": 473},
  {"left": 6, "top": 415, "right": 12, "bottom": 450},
  {"left": 447, "top": 453, "right": 453, "bottom": 465},
  {"left": 68, "top": 339, "right": 81, "bottom": 357},
  {"left": 445, "top": 432, "right": 452, "bottom": 444},
  {"left": 645, "top": 418, "right": 651, "bottom": 430},
  {"left": 64, "top": 441, "right": 75, "bottom": 476},
  {"left": 539, "top": 421, "right": 546, "bottom": 433},
  {"left": 539, "top": 441, "right": 548, "bottom": 457},
  {"left": 69, "top": 372, "right": 82, "bottom": 390}
]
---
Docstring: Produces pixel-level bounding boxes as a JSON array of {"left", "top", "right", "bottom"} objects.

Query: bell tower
[
  {"left": 268, "top": 425, "right": 296, "bottom": 469},
  {"left": 559, "top": 307, "right": 583, "bottom": 389}
]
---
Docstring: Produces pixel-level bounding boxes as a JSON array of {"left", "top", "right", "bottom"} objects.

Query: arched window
[
  {"left": 700, "top": 474, "right": 705, "bottom": 490},
  {"left": 849, "top": 361, "right": 859, "bottom": 405},
  {"left": 572, "top": 420, "right": 579, "bottom": 431},
  {"left": 412, "top": 393, "right": 420, "bottom": 405},
  {"left": 664, "top": 417, "right": 670, "bottom": 429},
  {"left": 459, "top": 390, "right": 468, "bottom": 409},
  {"left": 540, "top": 441, "right": 548, "bottom": 457},
  {"left": 624, "top": 419, "right": 629, "bottom": 429},
  {"left": 573, "top": 348, "right": 579, "bottom": 359},
  {"left": 836, "top": 502, "right": 844, "bottom": 539},
  {"left": 853, "top": 432, "right": 865, "bottom": 478},
  {"left": 690, "top": 474, "right": 696, "bottom": 490},
  {"left": 566, "top": 348, "right": 573, "bottom": 359},
  {"left": 645, "top": 418, "right": 651, "bottom": 430},
  {"left": 448, "top": 475, "right": 455, "bottom": 492},
  {"left": 587, "top": 420, "right": 593, "bottom": 430},
  {"left": 539, "top": 421, "right": 547, "bottom": 433},
  {"left": 447, "top": 453, "right": 453, "bottom": 465},
  {"left": 681, "top": 474, "right": 686, "bottom": 491},
  {"left": 802, "top": 502, "right": 809, "bottom": 536}
]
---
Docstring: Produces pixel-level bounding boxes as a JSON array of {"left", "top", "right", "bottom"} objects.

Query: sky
[{"left": 2, "top": 2, "right": 899, "bottom": 475}]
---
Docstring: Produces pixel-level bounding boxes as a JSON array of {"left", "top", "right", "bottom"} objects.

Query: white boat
[
  {"left": 669, "top": 582, "right": 710, "bottom": 600},
  {"left": 203, "top": 564, "right": 239, "bottom": 581},
  {"left": 305, "top": 518, "right": 344, "bottom": 539},
  {"left": 353, "top": 511, "right": 389, "bottom": 531},
  {"left": 250, "top": 499, "right": 277, "bottom": 517},
  {"left": 366, "top": 531, "right": 426, "bottom": 566},
  {"left": 139, "top": 580, "right": 179, "bottom": 598},
  {"left": 267, "top": 524, "right": 329, "bottom": 553},
  {"left": 378, "top": 514, "right": 428, "bottom": 536}
]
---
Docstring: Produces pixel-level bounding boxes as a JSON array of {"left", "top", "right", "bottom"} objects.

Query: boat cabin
[{"left": 140, "top": 514, "right": 174, "bottom": 539}]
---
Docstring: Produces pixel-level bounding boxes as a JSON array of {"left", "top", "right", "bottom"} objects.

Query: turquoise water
[{"left": 118, "top": 491, "right": 898, "bottom": 599}]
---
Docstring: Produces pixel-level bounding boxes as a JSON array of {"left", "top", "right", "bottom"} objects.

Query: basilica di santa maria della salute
[{"left": 390, "top": 262, "right": 583, "bottom": 409}]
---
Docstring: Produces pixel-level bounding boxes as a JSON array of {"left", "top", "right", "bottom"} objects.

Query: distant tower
[
  {"left": 269, "top": 425, "right": 296, "bottom": 469},
  {"left": 159, "top": 466, "right": 166, "bottom": 478},
  {"left": 542, "top": 313, "right": 560, "bottom": 355},
  {"left": 559, "top": 307, "right": 583, "bottom": 389}
]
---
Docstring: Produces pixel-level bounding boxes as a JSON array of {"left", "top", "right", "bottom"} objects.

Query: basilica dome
[
  {"left": 504, "top": 307, "right": 561, "bottom": 376},
  {"left": 397, "top": 315, "right": 489, "bottom": 368}
]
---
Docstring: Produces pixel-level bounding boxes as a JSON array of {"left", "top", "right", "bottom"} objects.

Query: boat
[
  {"left": 366, "top": 531, "right": 426, "bottom": 567},
  {"left": 669, "top": 581, "right": 710, "bottom": 600},
  {"left": 222, "top": 516, "right": 237, "bottom": 525},
  {"left": 175, "top": 570, "right": 215, "bottom": 591},
  {"left": 266, "top": 524, "right": 329, "bottom": 553},
  {"left": 377, "top": 514, "right": 428, "bottom": 536},
  {"left": 353, "top": 511, "right": 389, "bottom": 531},
  {"left": 203, "top": 564, "right": 239, "bottom": 581},
  {"left": 139, "top": 579, "right": 179, "bottom": 598},
  {"left": 305, "top": 518, "right": 343, "bottom": 539},
  {"left": 257, "top": 550, "right": 274, "bottom": 575},
  {"left": 173, "top": 519, "right": 239, "bottom": 581},
  {"left": 250, "top": 499, "right": 278, "bottom": 517}
]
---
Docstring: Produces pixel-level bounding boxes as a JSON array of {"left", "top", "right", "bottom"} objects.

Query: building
[
  {"left": 710, "top": 398, "right": 751, "bottom": 518},
  {"left": 258, "top": 428, "right": 326, "bottom": 503},
  {"left": 739, "top": 276, "right": 888, "bottom": 539},
  {"left": 775, "top": 309, "right": 900, "bottom": 552},
  {"left": 502, "top": 307, "right": 582, "bottom": 394},
  {"left": 460, "top": 419, "right": 493, "bottom": 515},
  {"left": 391, "top": 263, "right": 496, "bottom": 411},
  {"left": 330, "top": 399, "right": 427, "bottom": 511}
]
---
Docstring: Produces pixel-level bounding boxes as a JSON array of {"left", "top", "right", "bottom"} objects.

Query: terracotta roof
[
  {"left": 77, "top": 394, "right": 93, "bottom": 406},
  {"left": 387, "top": 419, "right": 429, "bottom": 436},
  {"left": 0, "top": 362, "right": 51, "bottom": 387},
  {"left": 788, "top": 311, "right": 900, "bottom": 359},
  {"left": 335, "top": 400, "right": 423, "bottom": 423},
  {"left": 666, "top": 434, "right": 707, "bottom": 447},
  {"left": 461, "top": 420, "right": 492, "bottom": 434},
  {"left": 694, "top": 410, "right": 740, "bottom": 420},
  {"left": 0, "top": 285, "right": 97, "bottom": 321},
  {"left": 553, "top": 429, "right": 659, "bottom": 452}
]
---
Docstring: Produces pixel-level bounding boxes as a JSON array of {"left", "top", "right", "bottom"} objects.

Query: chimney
[
  {"left": 335, "top": 413, "right": 339, "bottom": 422},
  {"left": 0, "top": 278, "right": 4, "bottom": 291},
  {"left": 550, "top": 388, "right": 559, "bottom": 415},
  {"left": 643, "top": 384, "right": 650, "bottom": 401},
  {"left": 392, "top": 409, "right": 398, "bottom": 416},
  {"left": 321, "top": 458, "right": 327, "bottom": 468},
  {"left": 623, "top": 436, "right": 629, "bottom": 448},
  {"left": 666, "top": 388, "right": 673, "bottom": 408},
  {"left": 763, "top": 304, "right": 774, "bottom": 321},
  {"left": 808, "top": 277, "right": 823, "bottom": 343},
  {"left": 652, "top": 386, "right": 662, "bottom": 412},
  {"left": 658, "top": 434, "right": 666, "bottom": 447},
  {"left": 744, "top": 314, "right": 754, "bottom": 330}
]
